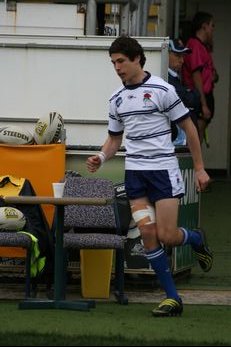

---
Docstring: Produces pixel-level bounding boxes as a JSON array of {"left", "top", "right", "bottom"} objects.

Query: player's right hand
[{"left": 86, "top": 155, "right": 102, "bottom": 173}]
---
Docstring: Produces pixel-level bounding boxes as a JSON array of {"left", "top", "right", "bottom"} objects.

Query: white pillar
[
  {"left": 86, "top": 0, "right": 97, "bottom": 35},
  {"left": 120, "top": 2, "right": 130, "bottom": 35},
  {"left": 140, "top": 0, "right": 149, "bottom": 36}
]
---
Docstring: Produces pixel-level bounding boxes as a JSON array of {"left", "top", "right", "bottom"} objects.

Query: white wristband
[{"left": 98, "top": 151, "right": 106, "bottom": 165}]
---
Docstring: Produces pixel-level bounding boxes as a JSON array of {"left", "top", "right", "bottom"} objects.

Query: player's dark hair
[
  {"left": 192, "top": 11, "right": 213, "bottom": 35},
  {"left": 109, "top": 35, "right": 146, "bottom": 68}
]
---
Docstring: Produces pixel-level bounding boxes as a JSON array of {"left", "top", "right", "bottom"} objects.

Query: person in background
[
  {"left": 168, "top": 38, "right": 201, "bottom": 145},
  {"left": 182, "top": 11, "right": 218, "bottom": 145},
  {"left": 86, "top": 36, "right": 213, "bottom": 317}
]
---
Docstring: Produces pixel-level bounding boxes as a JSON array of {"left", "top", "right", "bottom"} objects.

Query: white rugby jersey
[{"left": 108, "top": 72, "right": 190, "bottom": 170}]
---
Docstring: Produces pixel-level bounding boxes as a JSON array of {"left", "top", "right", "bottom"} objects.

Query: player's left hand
[{"left": 195, "top": 169, "right": 210, "bottom": 192}]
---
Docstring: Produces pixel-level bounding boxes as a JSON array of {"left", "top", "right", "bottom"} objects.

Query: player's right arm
[{"left": 86, "top": 134, "right": 123, "bottom": 173}]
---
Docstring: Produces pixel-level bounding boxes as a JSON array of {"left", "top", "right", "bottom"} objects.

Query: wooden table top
[{"left": 3, "top": 195, "right": 112, "bottom": 206}]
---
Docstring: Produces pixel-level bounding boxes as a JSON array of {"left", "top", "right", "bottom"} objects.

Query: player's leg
[
  {"left": 154, "top": 167, "right": 213, "bottom": 273},
  {"left": 180, "top": 227, "right": 213, "bottom": 272},
  {"left": 130, "top": 197, "right": 183, "bottom": 317},
  {"left": 156, "top": 198, "right": 213, "bottom": 273},
  {"left": 197, "top": 117, "right": 207, "bottom": 144},
  {"left": 125, "top": 170, "right": 183, "bottom": 316}
]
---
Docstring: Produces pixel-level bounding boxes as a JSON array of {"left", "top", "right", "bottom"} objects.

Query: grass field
[
  {"left": 177, "top": 178, "right": 231, "bottom": 290},
  {"left": 0, "top": 301, "right": 231, "bottom": 346},
  {"left": 0, "top": 178, "right": 230, "bottom": 346}
]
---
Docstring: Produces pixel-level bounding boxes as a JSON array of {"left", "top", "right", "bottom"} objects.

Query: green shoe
[
  {"left": 193, "top": 229, "right": 213, "bottom": 272},
  {"left": 152, "top": 298, "right": 183, "bottom": 317}
]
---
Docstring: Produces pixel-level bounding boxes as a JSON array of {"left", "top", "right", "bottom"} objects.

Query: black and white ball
[
  {"left": 33, "top": 112, "right": 64, "bottom": 144},
  {"left": 0, "top": 126, "right": 34, "bottom": 145},
  {"left": 0, "top": 207, "right": 26, "bottom": 231}
]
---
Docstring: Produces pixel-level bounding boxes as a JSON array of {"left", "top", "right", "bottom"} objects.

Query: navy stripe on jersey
[
  {"left": 126, "top": 152, "right": 175, "bottom": 159},
  {"left": 126, "top": 129, "right": 171, "bottom": 140},
  {"left": 174, "top": 112, "right": 190, "bottom": 123},
  {"left": 109, "top": 87, "right": 126, "bottom": 102},
  {"left": 118, "top": 107, "right": 159, "bottom": 118},
  {"left": 109, "top": 113, "right": 123, "bottom": 123},
  {"left": 108, "top": 130, "right": 124, "bottom": 136},
  {"left": 163, "top": 98, "right": 182, "bottom": 112},
  {"left": 138, "top": 83, "right": 169, "bottom": 92}
]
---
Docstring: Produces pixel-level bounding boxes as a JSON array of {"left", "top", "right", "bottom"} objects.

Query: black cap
[{"left": 169, "top": 39, "right": 192, "bottom": 54}]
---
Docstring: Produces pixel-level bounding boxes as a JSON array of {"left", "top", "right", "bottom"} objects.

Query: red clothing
[{"left": 182, "top": 37, "right": 214, "bottom": 94}]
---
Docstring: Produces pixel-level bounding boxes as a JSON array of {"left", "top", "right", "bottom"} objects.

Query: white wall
[
  {"left": 0, "top": 34, "right": 168, "bottom": 146},
  {"left": 0, "top": 2, "right": 169, "bottom": 146},
  {"left": 0, "top": 2, "right": 85, "bottom": 36}
]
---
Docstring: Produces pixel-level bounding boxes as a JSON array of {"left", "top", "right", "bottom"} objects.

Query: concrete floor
[{"left": 1, "top": 281, "right": 231, "bottom": 306}]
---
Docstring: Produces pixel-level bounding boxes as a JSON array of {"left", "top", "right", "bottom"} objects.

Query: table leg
[{"left": 54, "top": 205, "right": 66, "bottom": 300}]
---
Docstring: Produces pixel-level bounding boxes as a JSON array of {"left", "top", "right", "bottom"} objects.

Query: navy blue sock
[
  {"left": 181, "top": 227, "right": 202, "bottom": 248},
  {"left": 145, "top": 246, "right": 180, "bottom": 300}
]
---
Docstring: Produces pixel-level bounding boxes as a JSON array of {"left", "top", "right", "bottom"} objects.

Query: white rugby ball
[
  {"left": 0, "top": 126, "right": 34, "bottom": 145},
  {"left": 33, "top": 112, "right": 64, "bottom": 145},
  {"left": 0, "top": 207, "right": 26, "bottom": 230}
]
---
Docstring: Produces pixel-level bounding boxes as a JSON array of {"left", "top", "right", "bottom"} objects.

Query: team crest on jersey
[
  {"left": 116, "top": 97, "right": 122, "bottom": 107},
  {"left": 143, "top": 91, "right": 154, "bottom": 108}
]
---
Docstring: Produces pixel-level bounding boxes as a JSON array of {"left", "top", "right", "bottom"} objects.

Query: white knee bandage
[{"left": 131, "top": 205, "right": 155, "bottom": 227}]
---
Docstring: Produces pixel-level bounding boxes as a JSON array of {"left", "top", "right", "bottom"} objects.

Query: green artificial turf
[
  {"left": 0, "top": 178, "right": 231, "bottom": 346},
  {"left": 176, "top": 179, "right": 231, "bottom": 290},
  {"left": 0, "top": 301, "right": 230, "bottom": 346}
]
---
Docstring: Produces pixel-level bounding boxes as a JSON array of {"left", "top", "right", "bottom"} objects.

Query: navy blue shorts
[{"left": 125, "top": 169, "right": 185, "bottom": 203}]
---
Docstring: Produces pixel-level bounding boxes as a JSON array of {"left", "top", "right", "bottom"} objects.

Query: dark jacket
[
  {"left": 168, "top": 69, "right": 201, "bottom": 138},
  {"left": 0, "top": 176, "right": 54, "bottom": 275}
]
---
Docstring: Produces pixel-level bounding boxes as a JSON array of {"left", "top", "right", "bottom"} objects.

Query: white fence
[{"left": 0, "top": 34, "right": 168, "bottom": 146}]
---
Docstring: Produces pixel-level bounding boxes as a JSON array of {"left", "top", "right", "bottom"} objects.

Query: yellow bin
[{"left": 80, "top": 249, "right": 113, "bottom": 298}]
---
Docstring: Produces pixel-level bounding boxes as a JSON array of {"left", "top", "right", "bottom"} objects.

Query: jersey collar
[{"left": 124, "top": 71, "right": 151, "bottom": 90}]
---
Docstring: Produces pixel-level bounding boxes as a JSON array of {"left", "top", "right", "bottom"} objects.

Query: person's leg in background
[{"left": 198, "top": 92, "right": 215, "bottom": 146}]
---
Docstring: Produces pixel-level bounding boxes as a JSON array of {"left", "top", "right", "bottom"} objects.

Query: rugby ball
[
  {"left": 0, "top": 126, "right": 34, "bottom": 145},
  {"left": 0, "top": 207, "right": 26, "bottom": 231},
  {"left": 33, "top": 112, "right": 64, "bottom": 144}
]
